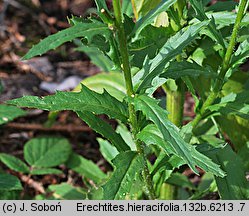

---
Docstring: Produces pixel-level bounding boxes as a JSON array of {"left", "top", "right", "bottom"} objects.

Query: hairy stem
[
  {"left": 112, "top": 0, "right": 156, "bottom": 200},
  {"left": 192, "top": 0, "right": 248, "bottom": 129}
]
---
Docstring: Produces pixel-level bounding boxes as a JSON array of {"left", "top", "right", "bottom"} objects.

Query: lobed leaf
[
  {"left": 24, "top": 137, "right": 72, "bottom": 168},
  {"left": 134, "top": 95, "right": 225, "bottom": 177},
  {"left": 102, "top": 151, "right": 144, "bottom": 199},
  {"left": 7, "top": 84, "right": 128, "bottom": 123},
  {"left": 133, "top": 21, "right": 209, "bottom": 93},
  {"left": 77, "top": 111, "right": 130, "bottom": 152},
  {"left": 22, "top": 20, "right": 111, "bottom": 60}
]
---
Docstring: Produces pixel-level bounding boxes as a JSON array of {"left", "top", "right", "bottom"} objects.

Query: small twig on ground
[
  {"left": 19, "top": 174, "right": 46, "bottom": 194},
  {"left": 5, "top": 122, "right": 91, "bottom": 133}
]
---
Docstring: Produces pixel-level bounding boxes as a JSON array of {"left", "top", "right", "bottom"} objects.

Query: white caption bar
[{"left": 0, "top": 201, "right": 248, "bottom": 216}]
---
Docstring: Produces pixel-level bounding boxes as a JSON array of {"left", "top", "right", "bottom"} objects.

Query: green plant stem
[
  {"left": 164, "top": 79, "right": 185, "bottom": 127},
  {"left": 112, "top": 0, "right": 156, "bottom": 200},
  {"left": 192, "top": 0, "right": 248, "bottom": 129}
]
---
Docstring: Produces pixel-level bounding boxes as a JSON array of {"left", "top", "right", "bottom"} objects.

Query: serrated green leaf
[
  {"left": 161, "top": 60, "right": 216, "bottom": 80},
  {"left": 189, "top": 0, "right": 225, "bottom": 48},
  {"left": 77, "top": 111, "right": 129, "bottom": 152},
  {"left": 131, "top": 0, "right": 177, "bottom": 36},
  {"left": 134, "top": 95, "right": 225, "bottom": 177},
  {"left": 66, "top": 153, "right": 106, "bottom": 184},
  {"left": 206, "top": 145, "right": 249, "bottom": 199},
  {"left": 8, "top": 84, "right": 128, "bottom": 123},
  {"left": 0, "top": 153, "right": 29, "bottom": 173},
  {"left": 22, "top": 20, "right": 110, "bottom": 60},
  {"left": 129, "top": 25, "right": 170, "bottom": 68},
  {"left": 24, "top": 137, "right": 72, "bottom": 168},
  {"left": 75, "top": 72, "right": 126, "bottom": 102},
  {"left": 137, "top": 124, "right": 174, "bottom": 155},
  {"left": 30, "top": 168, "right": 63, "bottom": 175},
  {"left": 133, "top": 21, "right": 209, "bottom": 92},
  {"left": 0, "top": 105, "right": 26, "bottom": 125},
  {"left": 0, "top": 174, "right": 22, "bottom": 191},
  {"left": 98, "top": 138, "right": 119, "bottom": 166},
  {"left": 48, "top": 183, "right": 86, "bottom": 200},
  {"left": 102, "top": 151, "right": 144, "bottom": 200}
]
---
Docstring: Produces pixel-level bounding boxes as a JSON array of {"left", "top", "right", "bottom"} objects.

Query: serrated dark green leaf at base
[{"left": 7, "top": 84, "right": 128, "bottom": 123}]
